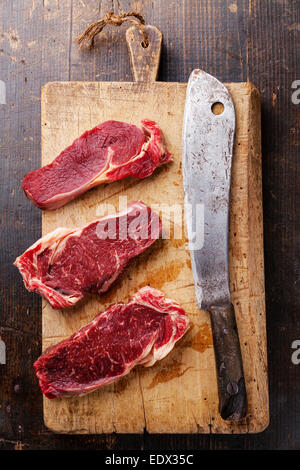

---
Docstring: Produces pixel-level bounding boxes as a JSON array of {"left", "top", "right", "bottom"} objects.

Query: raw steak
[
  {"left": 14, "top": 202, "right": 161, "bottom": 309},
  {"left": 23, "top": 119, "right": 172, "bottom": 210},
  {"left": 34, "top": 287, "right": 190, "bottom": 398}
]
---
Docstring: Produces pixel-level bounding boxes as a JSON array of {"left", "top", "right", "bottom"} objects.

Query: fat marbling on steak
[
  {"left": 14, "top": 202, "right": 161, "bottom": 309},
  {"left": 33, "top": 287, "right": 190, "bottom": 398},
  {"left": 23, "top": 119, "right": 172, "bottom": 210}
]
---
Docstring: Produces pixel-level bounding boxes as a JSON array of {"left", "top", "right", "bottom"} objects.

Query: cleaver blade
[{"left": 182, "top": 69, "right": 247, "bottom": 421}]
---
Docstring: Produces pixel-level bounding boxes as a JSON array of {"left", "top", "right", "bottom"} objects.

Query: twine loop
[{"left": 77, "top": 11, "right": 149, "bottom": 50}]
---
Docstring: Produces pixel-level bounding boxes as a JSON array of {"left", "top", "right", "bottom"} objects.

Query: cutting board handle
[{"left": 126, "top": 25, "right": 162, "bottom": 82}]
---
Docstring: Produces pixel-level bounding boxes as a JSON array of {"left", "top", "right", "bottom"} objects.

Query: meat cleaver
[{"left": 182, "top": 69, "right": 247, "bottom": 421}]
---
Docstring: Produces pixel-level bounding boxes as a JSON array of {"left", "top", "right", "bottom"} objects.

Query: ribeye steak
[
  {"left": 23, "top": 119, "right": 172, "bottom": 210},
  {"left": 14, "top": 202, "right": 161, "bottom": 309},
  {"left": 34, "top": 287, "right": 189, "bottom": 398}
]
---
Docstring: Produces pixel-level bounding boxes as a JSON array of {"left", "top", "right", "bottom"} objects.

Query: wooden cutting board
[{"left": 41, "top": 26, "right": 268, "bottom": 433}]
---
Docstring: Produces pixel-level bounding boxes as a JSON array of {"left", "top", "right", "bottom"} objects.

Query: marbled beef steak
[
  {"left": 34, "top": 287, "right": 189, "bottom": 398},
  {"left": 23, "top": 119, "right": 172, "bottom": 210},
  {"left": 14, "top": 202, "right": 161, "bottom": 309}
]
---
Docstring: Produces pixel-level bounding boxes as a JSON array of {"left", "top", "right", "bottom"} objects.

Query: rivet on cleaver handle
[{"left": 182, "top": 69, "right": 247, "bottom": 421}]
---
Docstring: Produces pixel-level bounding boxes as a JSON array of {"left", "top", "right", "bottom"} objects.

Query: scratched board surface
[{"left": 41, "top": 80, "right": 268, "bottom": 433}]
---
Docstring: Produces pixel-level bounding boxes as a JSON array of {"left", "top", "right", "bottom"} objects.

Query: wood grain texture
[
  {"left": 126, "top": 25, "right": 162, "bottom": 82},
  {"left": 41, "top": 80, "right": 267, "bottom": 434},
  {"left": 0, "top": 0, "right": 299, "bottom": 450}
]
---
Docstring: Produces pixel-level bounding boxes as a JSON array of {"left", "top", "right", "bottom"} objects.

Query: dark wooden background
[{"left": 0, "top": 0, "right": 299, "bottom": 450}]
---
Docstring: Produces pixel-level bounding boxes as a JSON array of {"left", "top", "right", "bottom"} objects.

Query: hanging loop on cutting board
[
  {"left": 126, "top": 25, "right": 162, "bottom": 83},
  {"left": 76, "top": 11, "right": 162, "bottom": 83},
  {"left": 77, "top": 11, "right": 149, "bottom": 49}
]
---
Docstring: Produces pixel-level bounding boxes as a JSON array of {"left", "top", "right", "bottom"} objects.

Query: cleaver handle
[{"left": 209, "top": 303, "right": 247, "bottom": 421}]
